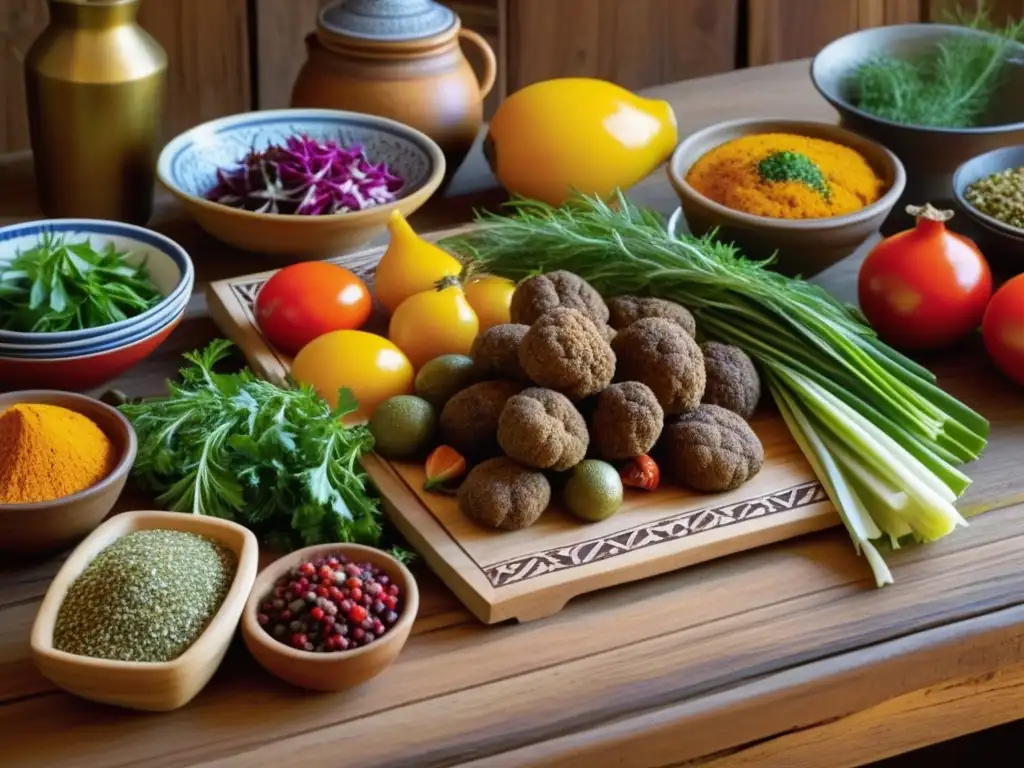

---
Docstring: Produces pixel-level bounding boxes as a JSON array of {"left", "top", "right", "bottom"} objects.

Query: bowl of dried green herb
[
  {"left": 30, "top": 510, "right": 259, "bottom": 712},
  {"left": 812, "top": 22, "right": 1024, "bottom": 215}
]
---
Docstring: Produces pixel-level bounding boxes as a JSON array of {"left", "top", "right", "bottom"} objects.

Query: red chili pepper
[
  {"left": 620, "top": 454, "right": 660, "bottom": 491},
  {"left": 424, "top": 445, "right": 467, "bottom": 491}
]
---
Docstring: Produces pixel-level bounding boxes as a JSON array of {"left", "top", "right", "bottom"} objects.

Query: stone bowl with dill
[
  {"left": 240, "top": 543, "right": 419, "bottom": 692},
  {"left": 954, "top": 144, "right": 1024, "bottom": 260},
  {"left": 30, "top": 510, "right": 258, "bottom": 712},
  {"left": 812, "top": 23, "right": 1024, "bottom": 219},
  {"left": 668, "top": 117, "right": 905, "bottom": 276}
]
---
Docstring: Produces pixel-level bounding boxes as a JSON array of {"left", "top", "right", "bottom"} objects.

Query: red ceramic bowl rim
[{"left": 0, "top": 309, "right": 184, "bottom": 363}]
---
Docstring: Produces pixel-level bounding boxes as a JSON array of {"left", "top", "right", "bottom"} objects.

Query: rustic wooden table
[{"left": 3, "top": 59, "right": 1024, "bottom": 768}]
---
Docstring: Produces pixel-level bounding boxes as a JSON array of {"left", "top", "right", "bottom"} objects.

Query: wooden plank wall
[{"left": 2, "top": 1, "right": 1024, "bottom": 153}]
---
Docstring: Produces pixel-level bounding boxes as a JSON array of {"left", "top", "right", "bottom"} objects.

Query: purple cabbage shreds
[{"left": 205, "top": 135, "right": 405, "bottom": 216}]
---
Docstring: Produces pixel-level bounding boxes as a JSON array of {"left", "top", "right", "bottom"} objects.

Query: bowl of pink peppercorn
[{"left": 241, "top": 543, "right": 419, "bottom": 691}]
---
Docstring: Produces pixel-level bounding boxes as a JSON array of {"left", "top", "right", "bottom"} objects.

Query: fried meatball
[
  {"left": 510, "top": 270, "right": 610, "bottom": 326},
  {"left": 606, "top": 295, "right": 696, "bottom": 337},
  {"left": 498, "top": 387, "right": 589, "bottom": 471},
  {"left": 518, "top": 307, "right": 616, "bottom": 400},
  {"left": 458, "top": 457, "right": 551, "bottom": 531},
  {"left": 658, "top": 404, "right": 764, "bottom": 492},
  {"left": 471, "top": 323, "right": 530, "bottom": 381},
  {"left": 701, "top": 342, "right": 761, "bottom": 420},
  {"left": 591, "top": 382, "right": 664, "bottom": 461},
  {"left": 612, "top": 318, "right": 705, "bottom": 414},
  {"left": 439, "top": 380, "right": 524, "bottom": 460}
]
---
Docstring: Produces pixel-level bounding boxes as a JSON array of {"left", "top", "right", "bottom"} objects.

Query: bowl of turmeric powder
[
  {"left": 668, "top": 118, "right": 906, "bottom": 276},
  {"left": 0, "top": 391, "right": 137, "bottom": 555}
]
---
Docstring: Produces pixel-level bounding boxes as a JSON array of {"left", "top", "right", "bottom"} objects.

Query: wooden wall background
[{"left": 1, "top": 0, "right": 1022, "bottom": 153}]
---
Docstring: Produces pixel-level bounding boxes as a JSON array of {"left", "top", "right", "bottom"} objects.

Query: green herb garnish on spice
[
  {"left": 119, "top": 340, "right": 385, "bottom": 551},
  {"left": 442, "top": 193, "right": 990, "bottom": 589},
  {"left": 54, "top": 530, "right": 236, "bottom": 662},
  {"left": 757, "top": 151, "right": 831, "bottom": 199},
  {"left": 0, "top": 233, "right": 162, "bottom": 332},
  {"left": 848, "top": 8, "right": 1024, "bottom": 129}
]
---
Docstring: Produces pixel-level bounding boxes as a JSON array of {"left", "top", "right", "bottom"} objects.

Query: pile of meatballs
[{"left": 441, "top": 270, "right": 766, "bottom": 532}]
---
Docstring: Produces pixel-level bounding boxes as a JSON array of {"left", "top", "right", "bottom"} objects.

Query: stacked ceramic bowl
[{"left": 0, "top": 220, "right": 194, "bottom": 391}]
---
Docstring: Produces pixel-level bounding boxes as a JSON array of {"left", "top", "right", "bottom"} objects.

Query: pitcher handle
[{"left": 458, "top": 28, "right": 497, "bottom": 99}]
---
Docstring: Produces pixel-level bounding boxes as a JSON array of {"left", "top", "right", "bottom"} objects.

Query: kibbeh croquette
[
  {"left": 458, "top": 457, "right": 552, "bottom": 531},
  {"left": 518, "top": 307, "right": 616, "bottom": 400},
  {"left": 606, "top": 295, "right": 697, "bottom": 337},
  {"left": 439, "top": 380, "right": 524, "bottom": 460},
  {"left": 701, "top": 342, "right": 761, "bottom": 420},
  {"left": 611, "top": 317, "right": 705, "bottom": 414},
  {"left": 471, "top": 323, "right": 530, "bottom": 381},
  {"left": 591, "top": 382, "right": 664, "bottom": 461},
  {"left": 498, "top": 387, "right": 590, "bottom": 471},
  {"left": 510, "top": 270, "right": 611, "bottom": 326},
  {"left": 658, "top": 405, "right": 764, "bottom": 492}
]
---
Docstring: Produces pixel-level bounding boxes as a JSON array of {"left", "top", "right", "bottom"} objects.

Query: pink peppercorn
[{"left": 259, "top": 555, "right": 403, "bottom": 654}]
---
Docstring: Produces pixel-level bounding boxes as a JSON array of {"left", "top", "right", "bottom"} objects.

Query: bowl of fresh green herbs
[
  {"left": 811, "top": 19, "right": 1024, "bottom": 212},
  {"left": 0, "top": 220, "right": 193, "bottom": 351}
]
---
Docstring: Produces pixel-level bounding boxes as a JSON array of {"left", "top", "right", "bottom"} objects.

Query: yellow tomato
[
  {"left": 463, "top": 274, "right": 516, "bottom": 331},
  {"left": 291, "top": 330, "right": 414, "bottom": 422},
  {"left": 389, "top": 278, "right": 480, "bottom": 370}
]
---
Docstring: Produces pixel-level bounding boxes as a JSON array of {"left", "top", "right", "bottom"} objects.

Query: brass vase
[{"left": 25, "top": 0, "right": 167, "bottom": 224}]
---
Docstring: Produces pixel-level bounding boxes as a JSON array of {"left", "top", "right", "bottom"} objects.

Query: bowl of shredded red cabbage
[
  {"left": 206, "top": 135, "right": 404, "bottom": 216},
  {"left": 157, "top": 109, "right": 445, "bottom": 257}
]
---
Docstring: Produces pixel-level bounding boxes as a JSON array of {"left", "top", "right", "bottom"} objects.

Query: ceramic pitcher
[{"left": 291, "top": 0, "right": 496, "bottom": 176}]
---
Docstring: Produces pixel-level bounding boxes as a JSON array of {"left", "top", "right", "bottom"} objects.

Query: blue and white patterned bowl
[
  {"left": 0, "top": 220, "right": 194, "bottom": 345},
  {"left": 157, "top": 109, "right": 446, "bottom": 260}
]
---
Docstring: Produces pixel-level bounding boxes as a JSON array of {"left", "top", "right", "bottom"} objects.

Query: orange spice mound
[
  {"left": 0, "top": 403, "right": 116, "bottom": 504},
  {"left": 685, "top": 133, "right": 885, "bottom": 220}
]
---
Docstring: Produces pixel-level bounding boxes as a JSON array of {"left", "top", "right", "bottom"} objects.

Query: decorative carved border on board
[{"left": 482, "top": 481, "right": 828, "bottom": 588}]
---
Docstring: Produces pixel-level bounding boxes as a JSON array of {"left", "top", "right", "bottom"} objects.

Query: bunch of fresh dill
[{"left": 849, "top": 5, "right": 1024, "bottom": 128}]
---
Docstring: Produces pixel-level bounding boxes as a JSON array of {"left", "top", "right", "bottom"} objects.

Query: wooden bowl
[
  {"left": 812, "top": 24, "right": 1024, "bottom": 216},
  {"left": 157, "top": 108, "right": 446, "bottom": 260},
  {"left": 667, "top": 117, "right": 906, "bottom": 276},
  {"left": 0, "top": 391, "right": 137, "bottom": 554},
  {"left": 30, "top": 510, "right": 259, "bottom": 711},
  {"left": 241, "top": 543, "right": 419, "bottom": 691}
]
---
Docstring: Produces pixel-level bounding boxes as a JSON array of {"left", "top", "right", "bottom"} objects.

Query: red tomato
[
  {"left": 982, "top": 274, "right": 1024, "bottom": 386},
  {"left": 255, "top": 262, "right": 372, "bottom": 356},
  {"left": 857, "top": 209, "right": 992, "bottom": 350}
]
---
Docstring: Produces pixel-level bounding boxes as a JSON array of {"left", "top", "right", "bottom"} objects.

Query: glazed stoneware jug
[{"left": 291, "top": 0, "right": 496, "bottom": 177}]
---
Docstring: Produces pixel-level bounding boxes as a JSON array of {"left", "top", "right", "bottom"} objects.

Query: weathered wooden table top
[{"left": 3, "top": 59, "right": 1024, "bottom": 768}]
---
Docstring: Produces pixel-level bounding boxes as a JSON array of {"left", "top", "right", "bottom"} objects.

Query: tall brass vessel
[{"left": 25, "top": 0, "right": 167, "bottom": 224}]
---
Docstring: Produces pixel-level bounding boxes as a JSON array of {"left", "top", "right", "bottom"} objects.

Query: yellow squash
[
  {"left": 374, "top": 210, "right": 463, "bottom": 313},
  {"left": 486, "top": 78, "right": 678, "bottom": 207},
  {"left": 389, "top": 277, "right": 480, "bottom": 370}
]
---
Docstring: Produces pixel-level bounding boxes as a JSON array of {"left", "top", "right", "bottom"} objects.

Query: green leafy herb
[
  {"left": 758, "top": 151, "right": 830, "bottom": 199},
  {"left": 848, "top": 7, "right": 1024, "bottom": 128},
  {"left": 442, "top": 193, "right": 990, "bottom": 588},
  {"left": 119, "top": 340, "right": 385, "bottom": 551},
  {"left": 0, "top": 233, "right": 162, "bottom": 332}
]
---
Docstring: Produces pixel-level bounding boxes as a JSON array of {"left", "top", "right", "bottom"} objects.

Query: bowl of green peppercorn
[{"left": 954, "top": 145, "right": 1024, "bottom": 257}]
